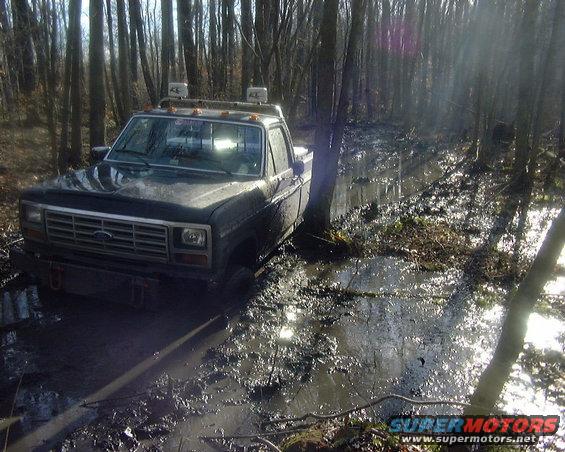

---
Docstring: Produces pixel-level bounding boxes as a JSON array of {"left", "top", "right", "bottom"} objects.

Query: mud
[{"left": 1, "top": 124, "right": 563, "bottom": 451}]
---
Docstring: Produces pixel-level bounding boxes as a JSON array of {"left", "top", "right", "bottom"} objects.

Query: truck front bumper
[{"left": 10, "top": 245, "right": 221, "bottom": 308}]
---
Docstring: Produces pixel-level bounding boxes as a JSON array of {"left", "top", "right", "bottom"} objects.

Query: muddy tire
[
  {"left": 37, "top": 284, "right": 68, "bottom": 305},
  {"left": 222, "top": 265, "right": 255, "bottom": 301}
]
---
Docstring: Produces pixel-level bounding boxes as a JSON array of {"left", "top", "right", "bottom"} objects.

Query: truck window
[{"left": 268, "top": 127, "right": 291, "bottom": 174}]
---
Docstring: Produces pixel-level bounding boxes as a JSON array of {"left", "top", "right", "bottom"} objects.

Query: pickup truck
[{"left": 11, "top": 88, "right": 313, "bottom": 307}]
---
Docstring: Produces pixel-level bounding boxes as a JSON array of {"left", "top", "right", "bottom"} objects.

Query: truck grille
[{"left": 45, "top": 210, "right": 169, "bottom": 262}]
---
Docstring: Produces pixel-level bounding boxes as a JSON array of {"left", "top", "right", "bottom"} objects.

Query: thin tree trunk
[
  {"left": 106, "top": 0, "right": 124, "bottom": 122},
  {"left": 89, "top": 0, "right": 105, "bottom": 148},
  {"left": 240, "top": 0, "right": 253, "bottom": 99},
  {"left": 11, "top": 0, "right": 36, "bottom": 95},
  {"left": 527, "top": 0, "right": 565, "bottom": 177},
  {"left": 117, "top": 0, "right": 132, "bottom": 120},
  {"left": 512, "top": 0, "right": 538, "bottom": 187},
  {"left": 160, "top": 0, "right": 173, "bottom": 97},
  {"left": 69, "top": 0, "right": 82, "bottom": 167},
  {"left": 178, "top": 0, "right": 198, "bottom": 97},
  {"left": 129, "top": 0, "right": 157, "bottom": 105}
]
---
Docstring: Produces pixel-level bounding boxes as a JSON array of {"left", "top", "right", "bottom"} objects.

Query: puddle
[{"left": 330, "top": 126, "right": 453, "bottom": 218}]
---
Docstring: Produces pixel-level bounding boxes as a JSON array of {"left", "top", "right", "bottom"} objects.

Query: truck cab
[{"left": 11, "top": 85, "right": 313, "bottom": 306}]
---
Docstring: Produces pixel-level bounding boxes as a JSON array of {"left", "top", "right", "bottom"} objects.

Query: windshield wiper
[
  {"left": 183, "top": 152, "right": 233, "bottom": 177},
  {"left": 114, "top": 149, "right": 151, "bottom": 168}
]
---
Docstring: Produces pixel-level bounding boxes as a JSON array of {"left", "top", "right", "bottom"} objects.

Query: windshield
[{"left": 107, "top": 116, "right": 263, "bottom": 176}]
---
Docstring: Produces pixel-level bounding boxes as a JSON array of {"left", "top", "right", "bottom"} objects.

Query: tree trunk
[
  {"left": 106, "top": 0, "right": 124, "bottom": 122},
  {"left": 378, "top": 0, "right": 390, "bottom": 116},
  {"left": 528, "top": 0, "right": 565, "bottom": 177},
  {"left": 365, "top": 0, "right": 376, "bottom": 120},
  {"left": 128, "top": 2, "right": 138, "bottom": 83},
  {"left": 178, "top": 0, "right": 198, "bottom": 97},
  {"left": 89, "top": 0, "right": 106, "bottom": 149},
  {"left": 0, "top": 0, "right": 15, "bottom": 109},
  {"left": 303, "top": 0, "right": 338, "bottom": 233},
  {"left": 117, "top": 0, "right": 132, "bottom": 120},
  {"left": 240, "top": 0, "right": 253, "bottom": 99},
  {"left": 129, "top": 0, "right": 157, "bottom": 105},
  {"left": 69, "top": 0, "right": 82, "bottom": 167},
  {"left": 209, "top": 0, "right": 219, "bottom": 92},
  {"left": 160, "top": 0, "right": 173, "bottom": 97},
  {"left": 467, "top": 207, "right": 565, "bottom": 413},
  {"left": 512, "top": 0, "right": 538, "bottom": 188},
  {"left": 11, "top": 0, "right": 35, "bottom": 96}
]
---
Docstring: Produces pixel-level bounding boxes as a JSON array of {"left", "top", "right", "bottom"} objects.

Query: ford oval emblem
[{"left": 93, "top": 230, "right": 113, "bottom": 242}]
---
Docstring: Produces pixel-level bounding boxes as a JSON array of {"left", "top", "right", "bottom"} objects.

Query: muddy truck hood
[{"left": 20, "top": 162, "right": 260, "bottom": 223}]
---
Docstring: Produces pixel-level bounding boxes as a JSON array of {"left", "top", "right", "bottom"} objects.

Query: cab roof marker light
[
  {"left": 167, "top": 105, "right": 177, "bottom": 113},
  {"left": 249, "top": 113, "right": 260, "bottom": 121},
  {"left": 143, "top": 102, "right": 154, "bottom": 112},
  {"left": 192, "top": 108, "right": 202, "bottom": 116},
  {"left": 221, "top": 111, "right": 230, "bottom": 117}
]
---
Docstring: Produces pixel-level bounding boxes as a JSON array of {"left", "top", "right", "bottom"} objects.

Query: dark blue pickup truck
[{"left": 11, "top": 90, "right": 313, "bottom": 306}]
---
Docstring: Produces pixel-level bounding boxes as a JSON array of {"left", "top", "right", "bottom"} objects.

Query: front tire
[{"left": 222, "top": 265, "right": 255, "bottom": 301}]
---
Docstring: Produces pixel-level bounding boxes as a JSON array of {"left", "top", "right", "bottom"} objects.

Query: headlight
[
  {"left": 180, "top": 227, "right": 206, "bottom": 247},
  {"left": 24, "top": 205, "right": 42, "bottom": 223}
]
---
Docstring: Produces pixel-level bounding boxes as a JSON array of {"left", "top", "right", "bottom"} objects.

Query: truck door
[{"left": 266, "top": 126, "right": 301, "bottom": 245}]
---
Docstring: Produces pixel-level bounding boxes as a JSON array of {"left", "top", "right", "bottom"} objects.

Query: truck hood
[{"left": 21, "top": 162, "right": 261, "bottom": 223}]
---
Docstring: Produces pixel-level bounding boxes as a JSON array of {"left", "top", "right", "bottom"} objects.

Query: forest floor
[{"left": 0, "top": 122, "right": 563, "bottom": 451}]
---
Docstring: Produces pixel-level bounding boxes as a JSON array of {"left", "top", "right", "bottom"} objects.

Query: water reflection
[
  {"left": 1, "top": 286, "right": 42, "bottom": 329},
  {"left": 330, "top": 131, "right": 448, "bottom": 219},
  {"left": 468, "top": 207, "right": 564, "bottom": 438}
]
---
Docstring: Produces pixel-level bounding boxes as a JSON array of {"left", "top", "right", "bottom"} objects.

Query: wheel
[
  {"left": 37, "top": 284, "right": 68, "bottom": 305},
  {"left": 222, "top": 265, "right": 255, "bottom": 301}
]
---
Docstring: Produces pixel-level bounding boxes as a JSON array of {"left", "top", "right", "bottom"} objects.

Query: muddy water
[
  {"left": 1, "top": 125, "right": 563, "bottom": 451},
  {"left": 331, "top": 126, "right": 449, "bottom": 218}
]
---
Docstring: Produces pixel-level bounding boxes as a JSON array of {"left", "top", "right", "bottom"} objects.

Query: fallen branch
[
  {"left": 256, "top": 437, "right": 282, "bottom": 452},
  {"left": 199, "top": 426, "right": 311, "bottom": 442},
  {"left": 262, "top": 394, "right": 483, "bottom": 427}
]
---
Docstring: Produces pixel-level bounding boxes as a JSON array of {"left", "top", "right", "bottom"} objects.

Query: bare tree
[
  {"left": 160, "top": 0, "right": 173, "bottom": 97},
  {"left": 89, "top": 0, "right": 106, "bottom": 148},
  {"left": 117, "top": 0, "right": 132, "bottom": 120},
  {"left": 304, "top": 0, "right": 338, "bottom": 232},
  {"left": 178, "top": 0, "right": 198, "bottom": 96},
  {"left": 53, "top": 0, "right": 81, "bottom": 170},
  {"left": 11, "top": 0, "right": 35, "bottom": 96},
  {"left": 240, "top": 0, "right": 253, "bottom": 99},
  {"left": 512, "top": 0, "right": 539, "bottom": 188},
  {"left": 129, "top": 0, "right": 157, "bottom": 105}
]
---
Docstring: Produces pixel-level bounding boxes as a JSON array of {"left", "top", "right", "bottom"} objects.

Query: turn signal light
[
  {"left": 23, "top": 228, "right": 45, "bottom": 241},
  {"left": 175, "top": 253, "right": 208, "bottom": 266}
]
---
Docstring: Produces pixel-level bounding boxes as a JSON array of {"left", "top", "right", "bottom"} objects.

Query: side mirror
[
  {"left": 292, "top": 160, "right": 305, "bottom": 176},
  {"left": 91, "top": 146, "right": 111, "bottom": 162}
]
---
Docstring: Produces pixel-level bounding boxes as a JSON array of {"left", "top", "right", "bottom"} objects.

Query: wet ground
[{"left": 1, "top": 124, "right": 563, "bottom": 451}]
